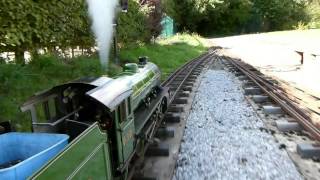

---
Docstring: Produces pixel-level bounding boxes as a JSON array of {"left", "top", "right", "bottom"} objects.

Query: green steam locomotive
[{"left": 0, "top": 57, "right": 169, "bottom": 179}]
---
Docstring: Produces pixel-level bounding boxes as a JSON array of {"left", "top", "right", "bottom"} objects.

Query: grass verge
[{"left": 0, "top": 34, "right": 207, "bottom": 131}]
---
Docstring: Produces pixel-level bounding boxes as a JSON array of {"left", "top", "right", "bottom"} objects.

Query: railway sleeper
[
  {"left": 145, "top": 143, "right": 170, "bottom": 157},
  {"left": 191, "top": 73, "right": 200, "bottom": 77},
  {"left": 187, "top": 75, "right": 197, "bottom": 79},
  {"left": 167, "top": 104, "right": 185, "bottom": 113},
  {"left": 178, "top": 91, "right": 191, "bottom": 98},
  {"left": 182, "top": 86, "right": 194, "bottom": 92},
  {"left": 185, "top": 80, "right": 196, "bottom": 85},
  {"left": 228, "top": 69, "right": 238, "bottom": 73},
  {"left": 173, "top": 76, "right": 188, "bottom": 80},
  {"left": 183, "top": 82, "right": 195, "bottom": 87},
  {"left": 252, "top": 95, "right": 269, "bottom": 103},
  {"left": 187, "top": 77, "right": 197, "bottom": 81},
  {"left": 275, "top": 120, "right": 302, "bottom": 132},
  {"left": 226, "top": 66, "right": 236, "bottom": 69},
  {"left": 235, "top": 72, "right": 244, "bottom": 77},
  {"left": 170, "top": 81, "right": 183, "bottom": 86},
  {"left": 242, "top": 82, "right": 256, "bottom": 88},
  {"left": 177, "top": 73, "right": 188, "bottom": 77},
  {"left": 227, "top": 67, "right": 236, "bottom": 71},
  {"left": 169, "top": 84, "right": 179, "bottom": 88},
  {"left": 238, "top": 76, "right": 250, "bottom": 81},
  {"left": 225, "top": 64, "right": 233, "bottom": 67},
  {"left": 263, "top": 105, "right": 284, "bottom": 115},
  {"left": 164, "top": 113, "right": 181, "bottom": 123},
  {"left": 244, "top": 87, "right": 263, "bottom": 95},
  {"left": 189, "top": 75, "right": 198, "bottom": 79},
  {"left": 173, "top": 77, "right": 185, "bottom": 81},
  {"left": 172, "top": 97, "right": 190, "bottom": 105},
  {"left": 297, "top": 144, "right": 320, "bottom": 159},
  {"left": 154, "top": 127, "right": 175, "bottom": 139}
]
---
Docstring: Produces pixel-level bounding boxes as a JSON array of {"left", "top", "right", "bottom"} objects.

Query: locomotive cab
[
  {"left": 20, "top": 77, "right": 114, "bottom": 139},
  {"left": 20, "top": 76, "right": 138, "bottom": 178}
]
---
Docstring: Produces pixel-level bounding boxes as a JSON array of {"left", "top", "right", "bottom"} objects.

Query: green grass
[{"left": 0, "top": 34, "right": 207, "bottom": 131}]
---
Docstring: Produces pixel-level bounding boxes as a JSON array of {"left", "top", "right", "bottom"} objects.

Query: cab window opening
[
  {"left": 118, "top": 101, "right": 127, "bottom": 123},
  {"left": 127, "top": 98, "right": 131, "bottom": 115}
]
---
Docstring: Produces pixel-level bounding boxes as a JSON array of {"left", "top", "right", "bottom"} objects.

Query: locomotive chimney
[{"left": 138, "top": 56, "right": 148, "bottom": 67}]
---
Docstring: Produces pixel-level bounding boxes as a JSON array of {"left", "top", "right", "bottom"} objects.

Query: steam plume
[{"left": 86, "top": 0, "right": 118, "bottom": 69}]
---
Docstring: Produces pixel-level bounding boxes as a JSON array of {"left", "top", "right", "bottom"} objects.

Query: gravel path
[{"left": 173, "top": 69, "right": 302, "bottom": 180}]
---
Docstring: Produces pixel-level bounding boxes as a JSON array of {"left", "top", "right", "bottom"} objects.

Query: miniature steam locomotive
[{"left": 0, "top": 57, "right": 169, "bottom": 179}]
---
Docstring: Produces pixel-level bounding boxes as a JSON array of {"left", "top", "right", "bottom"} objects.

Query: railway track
[
  {"left": 222, "top": 57, "right": 320, "bottom": 141},
  {"left": 219, "top": 55, "right": 320, "bottom": 162},
  {"left": 132, "top": 48, "right": 216, "bottom": 179}
]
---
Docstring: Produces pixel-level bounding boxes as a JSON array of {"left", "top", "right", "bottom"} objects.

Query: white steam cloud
[{"left": 86, "top": 0, "right": 118, "bottom": 69}]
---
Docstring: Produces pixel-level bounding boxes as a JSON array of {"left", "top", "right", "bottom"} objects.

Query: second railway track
[
  {"left": 222, "top": 56, "right": 320, "bottom": 142},
  {"left": 218, "top": 54, "right": 320, "bottom": 179}
]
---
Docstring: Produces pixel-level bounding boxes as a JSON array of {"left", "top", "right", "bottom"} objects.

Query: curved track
[{"left": 131, "top": 48, "right": 216, "bottom": 179}]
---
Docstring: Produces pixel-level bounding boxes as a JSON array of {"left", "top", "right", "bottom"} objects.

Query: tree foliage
[
  {"left": 0, "top": 0, "right": 94, "bottom": 59},
  {"left": 305, "top": 0, "right": 320, "bottom": 28},
  {"left": 0, "top": 0, "right": 157, "bottom": 63},
  {"left": 117, "top": 0, "right": 150, "bottom": 46},
  {"left": 164, "top": 0, "right": 309, "bottom": 35}
]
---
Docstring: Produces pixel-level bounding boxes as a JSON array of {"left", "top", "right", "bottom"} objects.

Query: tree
[
  {"left": 252, "top": 0, "right": 306, "bottom": 31},
  {"left": 145, "top": 0, "right": 163, "bottom": 38},
  {"left": 117, "top": 0, "right": 150, "bottom": 46}
]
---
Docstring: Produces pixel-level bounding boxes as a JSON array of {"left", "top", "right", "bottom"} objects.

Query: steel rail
[
  {"left": 161, "top": 53, "right": 208, "bottom": 87},
  {"left": 163, "top": 53, "right": 213, "bottom": 103}
]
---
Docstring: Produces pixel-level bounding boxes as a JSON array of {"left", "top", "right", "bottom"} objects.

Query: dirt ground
[{"left": 208, "top": 29, "right": 320, "bottom": 96}]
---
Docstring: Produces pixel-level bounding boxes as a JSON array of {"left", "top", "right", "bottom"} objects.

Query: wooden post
[{"left": 295, "top": 51, "right": 304, "bottom": 65}]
